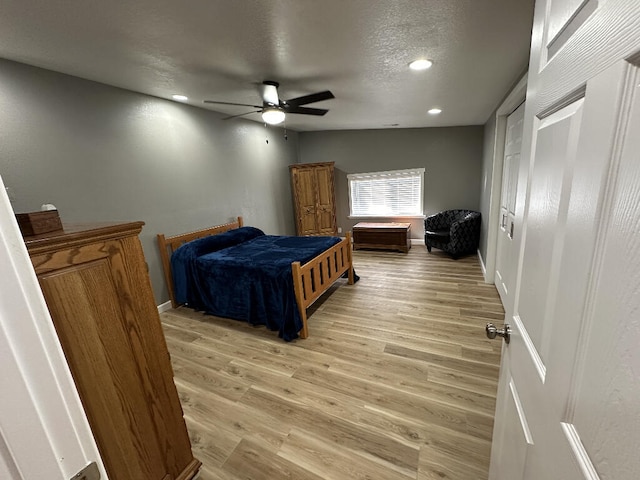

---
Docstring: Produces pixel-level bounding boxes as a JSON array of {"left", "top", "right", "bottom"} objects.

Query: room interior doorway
[
  {"left": 494, "top": 101, "right": 525, "bottom": 312},
  {"left": 488, "top": 0, "right": 640, "bottom": 477},
  {"left": 0, "top": 176, "right": 106, "bottom": 479},
  {"left": 483, "top": 75, "right": 527, "bottom": 286}
]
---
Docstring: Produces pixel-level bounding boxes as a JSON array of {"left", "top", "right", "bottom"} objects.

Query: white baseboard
[
  {"left": 478, "top": 249, "right": 487, "bottom": 279},
  {"left": 157, "top": 301, "right": 172, "bottom": 313},
  {"left": 411, "top": 238, "right": 425, "bottom": 245}
]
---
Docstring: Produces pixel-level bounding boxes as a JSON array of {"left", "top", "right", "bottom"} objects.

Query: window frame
[{"left": 347, "top": 167, "right": 426, "bottom": 218}]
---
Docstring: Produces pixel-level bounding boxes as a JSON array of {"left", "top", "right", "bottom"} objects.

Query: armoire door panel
[
  {"left": 290, "top": 162, "right": 337, "bottom": 236},
  {"left": 295, "top": 169, "right": 318, "bottom": 212},
  {"left": 39, "top": 260, "right": 169, "bottom": 480},
  {"left": 316, "top": 206, "right": 335, "bottom": 235},
  {"left": 299, "top": 217, "right": 319, "bottom": 235},
  {"left": 315, "top": 166, "right": 334, "bottom": 207},
  {"left": 25, "top": 222, "right": 200, "bottom": 480},
  {"left": 30, "top": 241, "right": 111, "bottom": 274},
  {"left": 293, "top": 168, "right": 319, "bottom": 234},
  {"left": 314, "top": 166, "right": 337, "bottom": 234},
  {"left": 118, "top": 235, "right": 195, "bottom": 475}
]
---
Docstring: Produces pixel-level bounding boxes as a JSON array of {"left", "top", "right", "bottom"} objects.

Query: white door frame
[
  {"left": 483, "top": 74, "right": 528, "bottom": 284},
  {"left": 0, "top": 176, "right": 107, "bottom": 479}
]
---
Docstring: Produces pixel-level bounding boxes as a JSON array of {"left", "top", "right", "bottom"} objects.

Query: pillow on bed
[
  {"left": 180, "top": 226, "right": 265, "bottom": 258},
  {"left": 171, "top": 226, "right": 265, "bottom": 305}
]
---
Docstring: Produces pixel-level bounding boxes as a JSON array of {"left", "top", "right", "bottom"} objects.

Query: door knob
[{"left": 486, "top": 323, "right": 511, "bottom": 344}]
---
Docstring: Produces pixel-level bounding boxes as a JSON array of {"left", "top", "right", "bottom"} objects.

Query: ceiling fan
[{"left": 204, "top": 80, "right": 334, "bottom": 125}]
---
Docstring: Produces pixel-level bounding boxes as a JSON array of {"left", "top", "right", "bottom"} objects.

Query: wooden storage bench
[{"left": 352, "top": 222, "right": 411, "bottom": 253}]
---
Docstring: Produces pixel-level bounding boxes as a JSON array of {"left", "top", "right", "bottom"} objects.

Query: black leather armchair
[{"left": 424, "top": 210, "right": 481, "bottom": 259}]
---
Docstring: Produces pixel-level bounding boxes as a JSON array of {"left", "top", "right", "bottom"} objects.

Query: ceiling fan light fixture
[
  {"left": 262, "top": 108, "right": 286, "bottom": 125},
  {"left": 409, "top": 59, "right": 433, "bottom": 71}
]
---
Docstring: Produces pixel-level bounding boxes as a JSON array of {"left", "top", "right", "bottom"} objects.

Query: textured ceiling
[{"left": 0, "top": 0, "right": 535, "bottom": 131}]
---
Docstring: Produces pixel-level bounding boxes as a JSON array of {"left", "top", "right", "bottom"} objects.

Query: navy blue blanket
[{"left": 171, "top": 227, "right": 343, "bottom": 340}]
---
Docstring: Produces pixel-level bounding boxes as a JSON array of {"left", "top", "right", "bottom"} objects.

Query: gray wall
[
  {"left": 0, "top": 59, "right": 298, "bottom": 304},
  {"left": 298, "top": 127, "right": 484, "bottom": 239}
]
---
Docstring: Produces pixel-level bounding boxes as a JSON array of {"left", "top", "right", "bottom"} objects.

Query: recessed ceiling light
[
  {"left": 428, "top": 108, "right": 442, "bottom": 115},
  {"left": 409, "top": 59, "right": 433, "bottom": 71},
  {"left": 172, "top": 94, "right": 188, "bottom": 102}
]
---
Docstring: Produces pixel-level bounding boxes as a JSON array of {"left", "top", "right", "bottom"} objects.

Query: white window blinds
[{"left": 348, "top": 168, "right": 425, "bottom": 217}]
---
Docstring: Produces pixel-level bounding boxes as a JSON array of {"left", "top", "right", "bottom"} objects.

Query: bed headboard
[{"left": 157, "top": 216, "right": 243, "bottom": 308}]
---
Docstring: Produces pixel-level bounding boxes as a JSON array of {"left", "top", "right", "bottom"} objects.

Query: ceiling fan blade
[
  {"left": 284, "top": 90, "right": 334, "bottom": 106},
  {"left": 222, "top": 110, "right": 262, "bottom": 120},
  {"left": 284, "top": 106, "right": 329, "bottom": 116},
  {"left": 204, "top": 100, "right": 263, "bottom": 108},
  {"left": 261, "top": 81, "right": 279, "bottom": 105}
]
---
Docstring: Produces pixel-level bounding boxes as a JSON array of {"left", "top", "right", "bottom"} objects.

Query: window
[{"left": 348, "top": 168, "right": 425, "bottom": 217}]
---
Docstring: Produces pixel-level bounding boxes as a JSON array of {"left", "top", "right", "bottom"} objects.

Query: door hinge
[{"left": 70, "top": 462, "right": 100, "bottom": 480}]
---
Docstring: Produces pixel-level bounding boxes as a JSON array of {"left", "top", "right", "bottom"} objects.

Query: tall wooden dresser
[
  {"left": 289, "top": 161, "right": 337, "bottom": 236},
  {"left": 24, "top": 222, "right": 200, "bottom": 480}
]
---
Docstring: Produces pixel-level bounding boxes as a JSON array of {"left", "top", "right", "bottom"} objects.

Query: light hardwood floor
[{"left": 160, "top": 246, "right": 504, "bottom": 480}]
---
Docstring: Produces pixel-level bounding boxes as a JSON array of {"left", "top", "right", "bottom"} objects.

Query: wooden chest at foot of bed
[{"left": 352, "top": 222, "right": 411, "bottom": 253}]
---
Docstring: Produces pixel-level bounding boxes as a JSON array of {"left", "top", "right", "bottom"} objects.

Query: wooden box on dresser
[
  {"left": 24, "top": 222, "right": 200, "bottom": 480},
  {"left": 289, "top": 161, "right": 337, "bottom": 236}
]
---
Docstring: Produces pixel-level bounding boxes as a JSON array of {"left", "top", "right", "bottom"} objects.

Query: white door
[
  {"left": 494, "top": 101, "right": 524, "bottom": 309},
  {"left": 489, "top": 0, "right": 640, "bottom": 479},
  {"left": 0, "top": 176, "right": 107, "bottom": 479}
]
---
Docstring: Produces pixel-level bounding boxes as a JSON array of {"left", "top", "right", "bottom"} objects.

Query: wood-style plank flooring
[{"left": 160, "top": 246, "right": 504, "bottom": 480}]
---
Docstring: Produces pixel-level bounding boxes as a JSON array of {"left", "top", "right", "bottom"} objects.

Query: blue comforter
[{"left": 171, "top": 227, "right": 343, "bottom": 340}]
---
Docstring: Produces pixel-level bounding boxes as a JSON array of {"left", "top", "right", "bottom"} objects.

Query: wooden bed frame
[{"left": 157, "top": 216, "right": 354, "bottom": 338}]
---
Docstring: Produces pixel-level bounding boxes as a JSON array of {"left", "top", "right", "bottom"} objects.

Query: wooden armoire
[
  {"left": 24, "top": 222, "right": 200, "bottom": 480},
  {"left": 289, "top": 161, "right": 337, "bottom": 236}
]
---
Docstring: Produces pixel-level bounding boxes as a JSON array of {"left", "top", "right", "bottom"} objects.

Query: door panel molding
[
  {"left": 546, "top": 0, "right": 599, "bottom": 60},
  {"left": 537, "top": 85, "right": 586, "bottom": 119},
  {"left": 564, "top": 62, "right": 638, "bottom": 421},
  {"left": 491, "top": 0, "right": 640, "bottom": 477},
  {"left": 509, "top": 379, "right": 533, "bottom": 445},
  {"left": 560, "top": 423, "right": 600, "bottom": 480},
  {"left": 536, "top": 0, "right": 640, "bottom": 115},
  {"left": 516, "top": 98, "right": 584, "bottom": 357},
  {"left": 513, "top": 314, "right": 546, "bottom": 382}
]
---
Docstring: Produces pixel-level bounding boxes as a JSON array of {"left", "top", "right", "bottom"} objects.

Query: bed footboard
[{"left": 292, "top": 231, "right": 354, "bottom": 339}]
